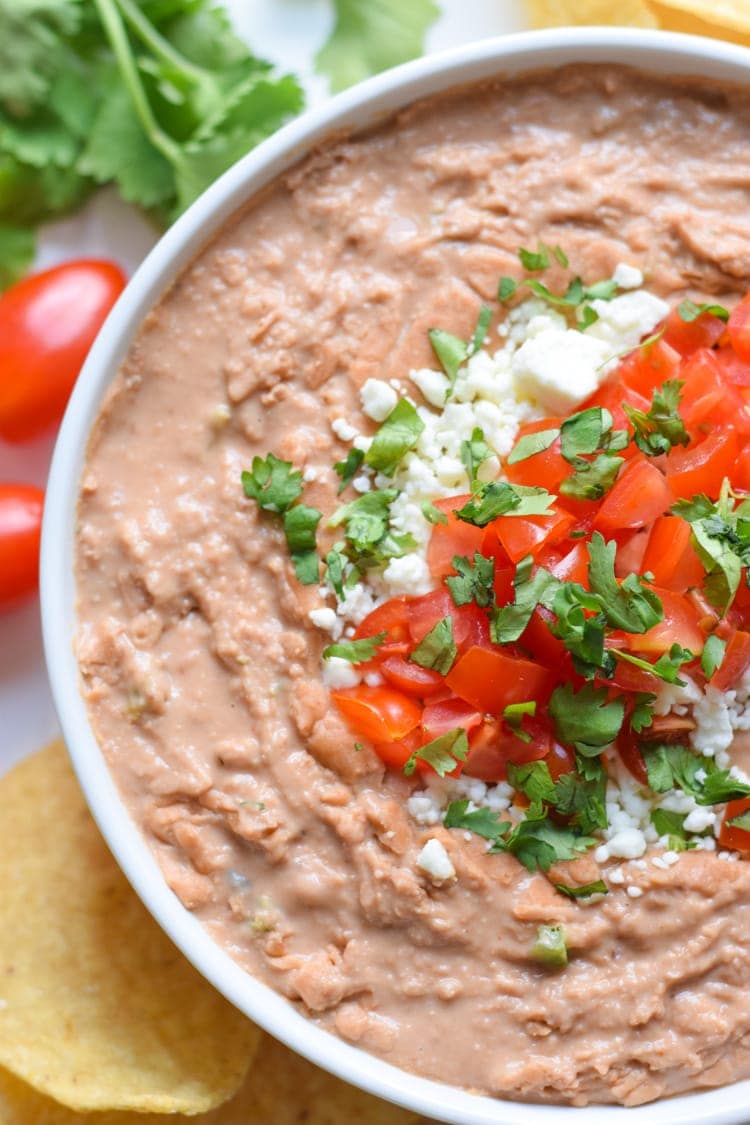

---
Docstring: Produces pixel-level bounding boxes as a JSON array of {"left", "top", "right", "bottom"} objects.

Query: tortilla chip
[
  {"left": 0, "top": 1033, "right": 422, "bottom": 1124},
  {"left": 649, "top": 1, "right": 750, "bottom": 45},
  {"left": 525, "top": 0, "right": 657, "bottom": 28},
  {"left": 0, "top": 741, "right": 259, "bottom": 1114}
]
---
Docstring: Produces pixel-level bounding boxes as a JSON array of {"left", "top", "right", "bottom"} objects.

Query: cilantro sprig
[
  {"left": 623, "top": 381, "right": 689, "bottom": 457},
  {"left": 672, "top": 485, "right": 750, "bottom": 612},
  {"left": 498, "top": 247, "right": 623, "bottom": 331},
  {"left": 241, "top": 455, "right": 321, "bottom": 585}
]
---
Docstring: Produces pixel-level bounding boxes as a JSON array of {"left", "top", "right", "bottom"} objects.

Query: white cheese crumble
[
  {"left": 612, "top": 262, "right": 644, "bottom": 290},
  {"left": 360, "top": 378, "right": 398, "bottom": 422},
  {"left": 321, "top": 657, "right": 361, "bottom": 690},
  {"left": 416, "top": 838, "right": 455, "bottom": 882}
]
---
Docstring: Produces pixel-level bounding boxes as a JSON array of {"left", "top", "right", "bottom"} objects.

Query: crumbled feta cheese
[
  {"left": 608, "top": 867, "right": 625, "bottom": 885},
  {"left": 627, "top": 885, "right": 644, "bottom": 899},
  {"left": 512, "top": 326, "right": 612, "bottom": 413},
  {"left": 662, "top": 850, "right": 680, "bottom": 866},
  {"left": 411, "top": 367, "right": 449, "bottom": 407},
  {"left": 587, "top": 290, "right": 669, "bottom": 349},
  {"left": 604, "top": 828, "right": 648, "bottom": 860},
  {"left": 351, "top": 474, "right": 371, "bottom": 493},
  {"left": 309, "top": 607, "right": 341, "bottom": 637},
  {"left": 331, "top": 417, "right": 358, "bottom": 442},
  {"left": 682, "top": 806, "right": 717, "bottom": 834},
  {"left": 382, "top": 554, "right": 432, "bottom": 597},
  {"left": 360, "top": 378, "right": 398, "bottom": 422},
  {"left": 322, "top": 657, "right": 361, "bottom": 690},
  {"left": 612, "top": 263, "right": 644, "bottom": 290},
  {"left": 407, "top": 793, "right": 443, "bottom": 826},
  {"left": 416, "top": 838, "right": 455, "bottom": 882}
]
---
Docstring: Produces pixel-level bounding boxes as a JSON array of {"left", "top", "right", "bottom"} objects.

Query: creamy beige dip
[{"left": 76, "top": 66, "right": 750, "bottom": 1106}]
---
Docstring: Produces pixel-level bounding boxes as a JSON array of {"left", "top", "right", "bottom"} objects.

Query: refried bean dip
[{"left": 76, "top": 66, "right": 750, "bottom": 1105}]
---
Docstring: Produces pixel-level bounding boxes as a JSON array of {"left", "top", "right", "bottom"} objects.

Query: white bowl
[{"left": 42, "top": 27, "right": 750, "bottom": 1125}]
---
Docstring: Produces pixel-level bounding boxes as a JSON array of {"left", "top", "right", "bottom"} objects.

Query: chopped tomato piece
[
  {"left": 379, "top": 655, "right": 445, "bottom": 697},
  {"left": 445, "top": 645, "right": 553, "bottom": 713},
  {"left": 545, "top": 740, "right": 576, "bottom": 782},
  {"left": 505, "top": 417, "right": 568, "bottom": 491},
  {"left": 679, "top": 348, "right": 749, "bottom": 436},
  {"left": 422, "top": 697, "right": 482, "bottom": 737},
  {"left": 482, "top": 507, "right": 575, "bottom": 564},
  {"left": 545, "top": 541, "right": 589, "bottom": 587},
  {"left": 616, "top": 337, "right": 682, "bottom": 399},
  {"left": 427, "top": 494, "right": 486, "bottom": 578},
  {"left": 493, "top": 564, "right": 516, "bottom": 607},
  {"left": 623, "top": 587, "right": 704, "bottom": 656},
  {"left": 583, "top": 376, "right": 649, "bottom": 435},
  {"left": 710, "top": 630, "right": 750, "bottom": 691},
  {"left": 733, "top": 446, "right": 750, "bottom": 493},
  {"left": 609, "top": 656, "right": 663, "bottom": 694},
  {"left": 641, "top": 516, "right": 705, "bottom": 591},
  {"left": 613, "top": 528, "right": 649, "bottom": 578},
  {"left": 331, "top": 686, "right": 421, "bottom": 744},
  {"left": 593, "top": 458, "right": 673, "bottom": 535},
  {"left": 519, "top": 606, "right": 569, "bottom": 670},
  {"left": 666, "top": 428, "right": 739, "bottom": 501},
  {"left": 718, "top": 797, "right": 750, "bottom": 853},
  {"left": 407, "top": 589, "right": 490, "bottom": 650},
  {"left": 662, "top": 306, "right": 726, "bottom": 357},
  {"left": 716, "top": 345, "right": 750, "bottom": 387},
  {"left": 616, "top": 729, "right": 649, "bottom": 787},
  {"left": 354, "top": 596, "right": 409, "bottom": 643},
  {"left": 728, "top": 294, "right": 750, "bottom": 363},
  {"left": 372, "top": 731, "right": 421, "bottom": 771}
]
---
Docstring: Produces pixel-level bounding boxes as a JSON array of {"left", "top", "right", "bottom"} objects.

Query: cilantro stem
[
  {"left": 115, "top": 0, "right": 209, "bottom": 85},
  {"left": 93, "top": 0, "right": 183, "bottom": 167}
]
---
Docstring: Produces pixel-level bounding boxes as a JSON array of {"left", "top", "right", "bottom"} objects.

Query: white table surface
[{"left": 0, "top": 0, "right": 529, "bottom": 779}]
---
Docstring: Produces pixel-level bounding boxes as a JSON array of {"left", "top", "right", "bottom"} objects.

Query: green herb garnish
[
  {"left": 364, "top": 399, "right": 424, "bottom": 475},
  {"left": 322, "top": 632, "right": 387, "bottom": 663},
  {"left": 404, "top": 728, "right": 468, "bottom": 778},
  {"left": 624, "top": 380, "right": 689, "bottom": 457},
  {"left": 410, "top": 616, "right": 456, "bottom": 675}
]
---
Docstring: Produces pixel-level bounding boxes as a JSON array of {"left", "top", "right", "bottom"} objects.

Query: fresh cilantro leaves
[
  {"left": 672, "top": 488, "right": 750, "bottom": 611},
  {"left": 0, "top": 0, "right": 305, "bottom": 269},
  {"left": 549, "top": 682, "right": 625, "bottom": 756},
  {"left": 460, "top": 427, "right": 492, "bottom": 489},
  {"left": 507, "top": 427, "right": 560, "bottom": 465},
  {"left": 678, "top": 299, "right": 729, "bottom": 323},
  {"left": 314, "top": 0, "right": 438, "bottom": 93},
  {"left": 649, "top": 808, "right": 697, "bottom": 851},
  {"left": 498, "top": 255, "right": 621, "bottom": 332},
  {"left": 410, "top": 617, "right": 456, "bottom": 674},
  {"left": 446, "top": 553, "right": 495, "bottom": 608},
  {"left": 428, "top": 306, "right": 494, "bottom": 398},
  {"left": 421, "top": 500, "right": 449, "bottom": 526},
  {"left": 491, "top": 558, "right": 558, "bottom": 643},
  {"left": 470, "top": 305, "right": 493, "bottom": 353},
  {"left": 518, "top": 242, "right": 569, "bottom": 271},
  {"left": 242, "top": 454, "right": 321, "bottom": 584},
  {"left": 701, "top": 634, "right": 726, "bottom": 679},
  {"left": 364, "top": 399, "right": 424, "bottom": 475},
  {"left": 330, "top": 490, "right": 414, "bottom": 568},
  {"left": 503, "top": 700, "right": 537, "bottom": 743},
  {"left": 624, "top": 381, "right": 689, "bottom": 457},
  {"left": 642, "top": 743, "right": 750, "bottom": 805},
  {"left": 322, "top": 632, "right": 386, "bottom": 663},
  {"left": 455, "top": 482, "right": 555, "bottom": 527},
  {"left": 614, "top": 644, "right": 694, "bottom": 687},
  {"left": 558, "top": 408, "right": 628, "bottom": 500},
  {"left": 554, "top": 879, "right": 608, "bottom": 899},
  {"left": 444, "top": 800, "right": 508, "bottom": 841},
  {"left": 587, "top": 533, "right": 663, "bottom": 633},
  {"left": 404, "top": 728, "right": 468, "bottom": 778},
  {"left": 334, "top": 448, "right": 364, "bottom": 493},
  {"left": 495, "top": 802, "right": 595, "bottom": 871}
]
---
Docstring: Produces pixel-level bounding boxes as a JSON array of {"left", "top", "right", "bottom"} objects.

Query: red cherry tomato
[
  {"left": 0, "top": 260, "right": 126, "bottom": 442},
  {"left": 0, "top": 483, "right": 44, "bottom": 608},
  {"left": 379, "top": 655, "right": 445, "bottom": 696}
]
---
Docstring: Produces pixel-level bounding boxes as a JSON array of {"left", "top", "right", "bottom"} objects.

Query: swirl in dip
[{"left": 76, "top": 65, "right": 750, "bottom": 1106}]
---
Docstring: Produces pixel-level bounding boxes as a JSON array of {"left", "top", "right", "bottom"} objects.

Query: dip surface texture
[{"left": 76, "top": 66, "right": 750, "bottom": 1106}]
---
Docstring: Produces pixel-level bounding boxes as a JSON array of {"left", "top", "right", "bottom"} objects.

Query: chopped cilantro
[
  {"left": 330, "top": 489, "right": 409, "bottom": 567},
  {"left": 493, "top": 801, "right": 594, "bottom": 871},
  {"left": 322, "top": 632, "right": 386, "bottom": 663},
  {"left": 404, "top": 728, "right": 468, "bottom": 778},
  {"left": 549, "top": 682, "right": 625, "bottom": 756},
  {"left": 728, "top": 809, "right": 750, "bottom": 831},
  {"left": 560, "top": 407, "right": 614, "bottom": 461},
  {"left": 283, "top": 504, "right": 322, "bottom": 585},
  {"left": 428, "top": 328, "right": 467, "bottom": 392},
  {"left": 460, "top": 426, "right": 492, "bottom": 490},
  {"left": 701, "top": 634, "right": 727, "bottom": 679},
  {"left": 624, "top": 380, "right": 689, "bottom": 457},
  {"left": 613, "top": 643, "right": 694, "bottom": 687},
  {"left": 315, "top": 0, "right": 438, "bottom": 93},
  {"left": 446, "top": 553, "right": 495, "bottom": 608},
  {"left": 455, "top": 482, "right": 555, "bottom": 527},
  {"left": 364, "top": 399, "right": 424, "bottom": 475},
  {"left": 530, "top": 923, "right": 568, "bottom": 967},
  {"left": 421, "top": 500, "right": 449, "bottom": 526},
  {"left": 444, "top": 799, "right": 509, "bottom": 842},
  {"left": 410, "top": 616, "right": 456, "bottom": 675},
  {"left": 560, "top": 452, "right": 625, "bottom": 500},
  {"left": 470, "top": 305, "right": 492, "bottom": 353},
  {"left": 518, "top": 242, "right": 568, "bottom": 272},
  {"left": 642, "top": 742, "right": 750, "bottom": 805},
  {"left": 241, "top": 454, "right": 303, "bottom": 513},
  {"left": 507, "top": 427, "right": 560, "bottom": 465},
  {"left": 649, "top": 808, "right": 696, "bottom": 851},
  {"left": 497, "top": 276, "right": 517, "bottom": 301},
  {"left": 554, "top": 879, "right": 608, "bottom": 899},
  {"left": 325, "top": 547, "right": 346, "bottom": 599},
  {"left": 587, "top": 533, "right": 663, "bottom": 633},
  {"left": 491, "top": 558, "right": 558, "bottom": 643},
  {"left": 548, "top": 581, "right": 609, "bottom": 678},
  {"left": 678, "top": 299, "right": 729, "bottom": 323},
  {"left": 506, "top": 759, "right": 555, "bottom": 803},
  {"left": 503, "top": 700, "right": 537, "bottom": 744},
  {"left": 672, "top": 487, "right": 750, "bottom": 612},
  {"left": 334, "top": 448, "right": 365, "bottom": 493},
  {"left": 630, "top": 692, "right": 657, "bottom": 734},
  {"left": 551, "top": 759, "right": 608, "bottom": 835}
]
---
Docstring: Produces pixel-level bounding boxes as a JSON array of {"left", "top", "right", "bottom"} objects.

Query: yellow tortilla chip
[
  {"left": 0, "top": 1034, "right": 421, "bottom": 1124},
  {"left": 0, "top": 741, "right": 259, "bottom": 1114},
  {"left": 526, "top": 0, "right": 657, "bottom": 28},
  {"left": 649, "top": 1, "right": 750, "bottom": 45}
]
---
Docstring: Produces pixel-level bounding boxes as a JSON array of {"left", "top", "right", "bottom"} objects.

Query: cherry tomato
[
  {"left": 422, "top": 696, "right": 482, "bottom": 737},
  {"left": 379, "top": 655, "right": 445, "bottom": 696},
  {"left": 354, "top": 596, "right": 410, "bottom": 643},
  {"left": 0, "top": 483, "right": 44, "bottom": 608},
  {"left": 331, "top": 686, "right": 421, "bottom": 744},
  {"left": 728, "top": 294, "right": 750, "bottom": 363},
  {"left": 718, "top": 797, "right": 750, "bottom": 853},
  {"left": 666, "top": 428, "right": 739, "bottom": 501},
  {"left": 426, "top": 494, "right": 485, "bottom": 579},
  {"left": 0, "top": 261, "right": 126, "bottom": 442},
  {"left": 445, "top": 645, "right": 553, "bottom": 713},
  {"left": 593, "top": 458, "right": 673, "bottom": 535}
]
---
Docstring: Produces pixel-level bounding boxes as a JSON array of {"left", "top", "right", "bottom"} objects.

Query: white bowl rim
[{"left": 41, "top": 26, "right": 750, "bottom": 1125}]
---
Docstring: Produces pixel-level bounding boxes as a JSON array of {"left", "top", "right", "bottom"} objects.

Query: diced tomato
[
  {"left": 716, "top": 345, "right": 750, "bottom": 388},
  {"left": 354, "top": 596, "right": 409, "bottom": 643},
  {"left": 482, "top": 507, "right": 575, "bottom": 565},
  {"left": 545, "top": 541, "right": 589, "bottom": 587},
  {"left": 505, "top": 417, "right": 568, "bottom": 491},
  {"left": 331, "top": 686, "right": 421, "bottom": 744},
  {"left": 427, "top": 494, "right": 486, "bottom": 579},
  {"left": 616, "top": 337, "right": 682, "bottom": 399},
  {"left": 379, "top": 655, "right": 445, "bottom": 697},
  {"left": 407, "top": 589, "right": 490, "bottom": 650},
  {"left": 728, "top": 294, "right": 750, "bottom": 363},
  {"left": 505, "top": 716, "right": 554, "bottom": 766},
  {"left": 679, "top": 348, "right": 749, "bottom": 436},
  {"left": 445, "top": 645, "right": 553, "bottom": 713},
  {"left": 519, "top": 606, "right": 569, "bottom": 670},
  {"left": 373, "top": 730, "right": 421, "bottom": 771},
  {"left": 593, "top": 458, "right": 673, "bottom": 535},
  {"left": 641, "top": 515, "right": 705, "bottom": 591},
  {"left": 718, "top": 797, "right": 750, "bottom": 853},
  {"left": 710, "top": 630, "right": 750, "bottom": 691},
  {"left": 616, "top": 729, "right": 649, "bottom": 787},
  {"left": 584, "top": 375, "right": 650, "bottom": 434},
  {"left": 609, "top": 655, "right": 664, "bottom": 694},
  {"left": 613, "top": 528, "right": 649, "bottom": 578},
  {"left": 493, "top": 564, "right": 516, "bottom": 607},
  {"left": 623, "top": 587, "right": 704, "bottom": 656},
  {"left": 545, "top": 740, "right": 576, "bottom": 782},
  {"left": 462, "top": 716, "right": 551, "bottom": 781},
  {"left": 733, "top": 447, "right": 750, "bottom": 493},
  {"left": 662, "top": 306, "right": 726, "bottom": 357},
  {"left": 422, "top": 696, "right": 482, "bottom": 737},
  {"left": 666, "top": 428, "right": 739, "bottom": 500}
]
